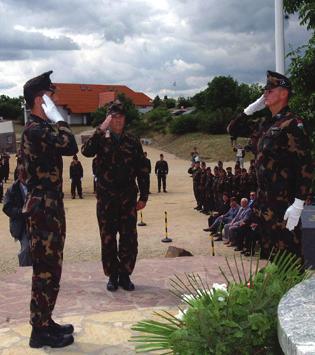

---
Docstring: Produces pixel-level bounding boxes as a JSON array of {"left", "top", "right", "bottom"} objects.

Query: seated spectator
[
  {"left": 223, "top": 198, "right": 252, "bottom": 248},
  {"left": 206, "top": 192, "right": 230, "bottom": 228},
  {"left": 203, "top": 197, "right": 240, "bottom": 241}
]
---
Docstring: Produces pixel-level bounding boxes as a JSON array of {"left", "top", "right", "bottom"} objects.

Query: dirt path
[{"left": 0, "top": 141, "right": 239, "bottom": 276}]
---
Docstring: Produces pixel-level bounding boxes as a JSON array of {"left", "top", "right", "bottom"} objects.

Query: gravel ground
[{"left": 0, "top": 139, "right": 241, "bottom": 277}]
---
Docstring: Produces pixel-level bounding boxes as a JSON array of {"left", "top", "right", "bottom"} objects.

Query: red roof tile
[{"left": 54, "top": 83, "right": 152, "bottom": 114}]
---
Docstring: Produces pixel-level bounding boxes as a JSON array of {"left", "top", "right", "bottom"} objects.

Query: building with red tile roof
[{"left": 53, "top": 83, "right": 153, "bottom": 125}]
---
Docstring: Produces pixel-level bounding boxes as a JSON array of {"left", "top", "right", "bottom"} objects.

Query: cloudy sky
[{"left": 0, "top": 0, "right": 311, "bottom": 99}]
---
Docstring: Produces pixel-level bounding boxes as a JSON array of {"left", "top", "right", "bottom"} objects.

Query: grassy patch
[{"left": 150, "top": 132, "right": 254, "bottom": 162}]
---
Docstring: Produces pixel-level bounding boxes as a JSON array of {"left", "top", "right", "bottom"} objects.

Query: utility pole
[{"left": 275, "top": 0, "right": 285, "bottom": 74}]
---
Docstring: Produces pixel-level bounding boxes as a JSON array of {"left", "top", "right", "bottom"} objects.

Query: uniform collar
[
  {"left": 29, "top": 114, "right": 51, "bottom": 127},
  {"left": 272, "top": 106, "right": 289, "bottom": 120}
]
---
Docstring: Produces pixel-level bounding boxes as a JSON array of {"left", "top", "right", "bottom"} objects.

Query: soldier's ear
[{"left": 34, "top": 95, "right": 43, "bottom": 107}]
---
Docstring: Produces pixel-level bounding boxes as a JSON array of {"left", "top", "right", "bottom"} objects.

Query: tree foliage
[
  {"left": 91, "top": 93, "right": 140, "bottom": 127},
  {"left": 0, "top": 95, "right": 23, "bottom": 120},
  {"left": 285, "top": 0, "right": 315, "bottom": 161}
]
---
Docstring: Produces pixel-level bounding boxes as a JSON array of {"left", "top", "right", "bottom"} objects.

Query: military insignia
[
  {"left": 105, "top": 129, "right": 110, "bottom": 138},
  {"left": 297, "top": 119, "right": 304, "bottom": 129}
]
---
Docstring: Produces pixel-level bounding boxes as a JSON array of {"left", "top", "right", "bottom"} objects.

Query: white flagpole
[{"left": 275, "top": 0, "right": 285, "bottom": 74}]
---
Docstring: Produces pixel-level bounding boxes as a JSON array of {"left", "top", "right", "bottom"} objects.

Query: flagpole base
[{"left": 161, "top": 237, "right": 172, "bottom": 243}]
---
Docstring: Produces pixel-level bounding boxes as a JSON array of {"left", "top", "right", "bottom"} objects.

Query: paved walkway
[{"left": 0, "top": 255, "right": 252, "bottom": 354}]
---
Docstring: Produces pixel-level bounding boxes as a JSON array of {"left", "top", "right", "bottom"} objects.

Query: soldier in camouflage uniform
[
  {"left": 81, "top": 100, "right": 149, "bottom": 292},
  {"left": 228, "top": 71, "right": 313, "bottom": 258},
  {"left": 21, "top": 71, "right": 78, "bottom": 348}
]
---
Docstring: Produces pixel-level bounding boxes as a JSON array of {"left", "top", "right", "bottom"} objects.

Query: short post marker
[{"left": 161, "top": 211, "right": 172, "bottom": 243}]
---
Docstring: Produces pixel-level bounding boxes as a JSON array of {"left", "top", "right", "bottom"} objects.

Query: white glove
[
  {"left": 243, "top": 95, "right": 265, "bottom": 116},
  {"left": 100, "top": 114, "right": 113, "bottom": 132},
  {"left": 42, "top": 95, "right": 64, "bottom": 123},
  {"left": 283, "top": 198, "right": 304, "bottom": 231}
]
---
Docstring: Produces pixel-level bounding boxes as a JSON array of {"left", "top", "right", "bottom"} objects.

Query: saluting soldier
[
  {"left": 21, "top": 71, "right": 78, "bottom": 348},
  {"left": 81, "top": 100, "right": 149, "bottom": 292},
  {"left": 228, "top": 70, "right": 313, "bottom": 258}
]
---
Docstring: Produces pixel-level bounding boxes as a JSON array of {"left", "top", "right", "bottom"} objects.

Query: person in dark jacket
[
  {"left": 155, "top": 153, "right": 169, "bottom": 193},
  {"left": 144, "top": 152, "right": 152, "bottom": 194},
  {"left": 0, "top": 159, "right": 4, "bottom": 203},
  {"left": 1, "top": 151, "right": 10, "bottom": 182},
  {"left": 3, "top": 168, "right": 32, "bottom": 267},
  {"left": 69, "top": 154, "right": 83, "bottom": 199}
]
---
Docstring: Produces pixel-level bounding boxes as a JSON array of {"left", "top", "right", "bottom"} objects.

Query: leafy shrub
[
  {"left": 131, "top": 251, "right": 311, "bottom": 354},
  {"left": 91, "top": 106, "right": 107, "bottom": 127},
  {"left": 169, "top": 114, "right": 198, "bottom": 134},
  {"left": 195, "top": 108, "right": 233, "bottom": 134},
  {"left": 144, "top": 108, "right": 172, "bottom": 133}
]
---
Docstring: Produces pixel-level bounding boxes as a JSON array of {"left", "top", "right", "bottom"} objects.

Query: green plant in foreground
[{"left": 130, "top": 251, "right": 312, "bottom": 355}]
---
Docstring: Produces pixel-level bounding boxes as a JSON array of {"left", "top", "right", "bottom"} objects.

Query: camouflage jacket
[
  {"left": 21, "top": 114, "right": 78, "bottom": 195},
  {"left": 227, "top": 107, "right": 313, "bottom": 201},
  {"left": 81, "top": 128, "right": 149, "bottom": 202}
]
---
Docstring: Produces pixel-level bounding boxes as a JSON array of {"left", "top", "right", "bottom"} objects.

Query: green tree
[
  {"left": 117, "top": 93, "right": 140, "bottom": 126},
  {"left": 177, "top": 96, "right": 193, "bottom": 108},
  {"left": 205, "top": 76, "right": 239, "bottom": 111},
  {"left": 284, "top": 0, "right": 315, "bottom": 29},
  {"left": 285, "top": 0, "right": 315, "bottom": 189},
  {"left": 91, "top": 105, "right": 107, "bottom": 127},
  {"left": 0, "top": 95, "right": 23, "bottom": 120},
  {"left": 153, "top": 95, "right": 162, "bottom": 108},
  {"left": 192, "top": 90, "right": 207, "bottom": 110},
  {"left": 164, "top": 97, "right": 176, "bottom": 109}
]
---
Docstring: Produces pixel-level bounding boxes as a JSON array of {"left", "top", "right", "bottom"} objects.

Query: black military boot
[
  {"left": 107, "top": 273, "right": 118, "bottom": 291},
  {"left": 29, "top": 326, "right": 74, "bottom": 348},
  {"left": 119, "top": 273, "right": 135, "bottom": 291},
  {"left": 48, "top": 319, "right": 74, "bottom": 335}
]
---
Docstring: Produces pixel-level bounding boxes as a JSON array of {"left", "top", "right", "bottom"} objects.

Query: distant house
[
  {"left": 0, "top": 119, "right": 16, "bottom": 153},
  {"left": 51, "top": 83, "right": 153, "bottom": 125}
]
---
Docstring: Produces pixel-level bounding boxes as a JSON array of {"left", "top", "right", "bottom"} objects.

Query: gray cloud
[
  {"left": 0, "top": 0, "right": 311, "bottom": 98},
  {"left": 0, "top": 81, "right": 16, "bottom": 90}
]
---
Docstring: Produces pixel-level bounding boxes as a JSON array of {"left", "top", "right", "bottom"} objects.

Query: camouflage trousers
[
  {"left": 96, "top": 191, "right": 138, "bottom": 277},
  {"left": 26, "top": 192, "right": 65, "bottom": 327},
  {"left": 254, "top": 191, "right": 302, "bottom": 258}
]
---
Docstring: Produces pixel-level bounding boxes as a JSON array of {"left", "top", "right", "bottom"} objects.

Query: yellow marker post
[
  {"left": 209, "top": 232, "right": 215, "bottom": 256},
  {"left": 137, "top": 211, "right": 147, "bottom": 226},
  {"left": 162, "top": 211, "right": 172, "bottom": 243}
]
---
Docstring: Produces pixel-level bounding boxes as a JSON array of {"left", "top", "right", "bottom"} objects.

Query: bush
[
  {"left": 144, "top": 107, "right": 172, "bottom": 133},
  {"left": 91, "top": 106, "right": 107, "bottom": 127},
  {"left": 196, "top": 108, "right": 233, "bottom": 134},
  {"left": 169, "top": 114, "right": 198, "bottom": 134},
  {"left": 131, "top": 251, "right": 311, "bottom": 354}
]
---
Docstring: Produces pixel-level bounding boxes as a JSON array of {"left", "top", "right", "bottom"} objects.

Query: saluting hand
[
  {"left": 136, "top": 200, "right": 146, "bottom": 211},
  {"left": 42, "top": 94, "right": 65, "bottom": 123},
  {"left": 100, "top": 114, "right": 113, "bottom": 132}
]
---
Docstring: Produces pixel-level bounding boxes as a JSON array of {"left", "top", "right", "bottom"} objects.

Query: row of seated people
[
  {"left": 188, "top": 160, "right": 258, "bottom": 215},
  {"left": 203, "top": 193, "right": 257, "bottom": 257},
  {"left": 203, "top": 192, "right": 315, "bottom": 257}
]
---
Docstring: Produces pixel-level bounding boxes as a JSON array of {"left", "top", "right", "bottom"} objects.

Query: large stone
[
  {"left": 278, "top": 277, "right": 315, "bottom": 355},
  {"left": 165, "top": 246, "right": 193, "bottom": 258}
]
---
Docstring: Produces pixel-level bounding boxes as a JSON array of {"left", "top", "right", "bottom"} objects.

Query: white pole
[{"left": 275, "top": 0, "right": 285, "bottom": 74}]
